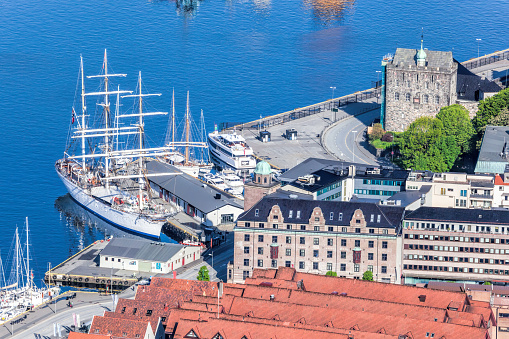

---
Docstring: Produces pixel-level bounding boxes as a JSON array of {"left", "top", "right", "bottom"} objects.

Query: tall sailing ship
[
  {"left": 162, "top": 91, "right": 213, "bottom": 178},
  {"left": 56, "top": 51, "right": 178, "bottom": 239},
  {"left": 0, "top": 218, "right": 60, "bottom": 323}
]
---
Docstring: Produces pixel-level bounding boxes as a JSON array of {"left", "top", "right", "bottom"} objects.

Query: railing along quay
[
  {"left": 221, "top": 87, "right": 381, "bottom": 131},
  {"left": 461, "top": 48, "right": 509, "bottom": 70}
]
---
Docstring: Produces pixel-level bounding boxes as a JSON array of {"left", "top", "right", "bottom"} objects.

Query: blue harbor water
[{"left": 0, "top": 0, "right": 507, "bottom": 285}]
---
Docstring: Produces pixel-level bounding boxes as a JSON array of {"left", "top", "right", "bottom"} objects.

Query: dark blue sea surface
[{"left": 0, "top": 0, "right": 507, "bottom": 285}]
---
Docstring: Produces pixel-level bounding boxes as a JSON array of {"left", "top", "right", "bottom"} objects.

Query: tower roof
[{"left": 254, "top": 161, "right": 272, "bottom": 175}]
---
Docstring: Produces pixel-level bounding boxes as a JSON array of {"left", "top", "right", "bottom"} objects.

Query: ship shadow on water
[{"left": 54, "top": 194, "right": 168, "bottom": 246}]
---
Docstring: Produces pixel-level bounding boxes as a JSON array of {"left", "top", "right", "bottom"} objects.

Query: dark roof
[
  {"left": 146, "top": 161, "right": 243, "bottom": 213},
  {"left": 280, "top": 158, "right": 408, "bottom": 193},
  {"left": 238, "top": 196, "right": 405, "bottom": 228},
  {"left": 474, "top": 126, "right": 509, "bottom": 174},
  {"left": 101, "top": 238, "right": 183, "bottom": 262},
  {"left": 404, "top": 207, "right": 509, "bottom": 225},
  {"left": 385, "top": 185, "right": 431, "bottom": 207},
  {"left": 457, "top": 75, "right": 501, "bottom": 101},
  {"left": 391, "top": 48, "right": 453, "bottom": 69}
]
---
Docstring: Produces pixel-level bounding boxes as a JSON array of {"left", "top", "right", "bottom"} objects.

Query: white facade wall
[{"left": 99, "top": 246, "right": 201, "bottom": 274}]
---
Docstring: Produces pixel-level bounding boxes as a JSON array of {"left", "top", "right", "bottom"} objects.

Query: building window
[
  {"left": 405, "top": 93, "right": 411, "bottom": 101},
  {"left": 382, "top": 241, "right": 387, "bottom": 249},
  {"left": 296, "top": 211, "right": 301, "bottom": 219},
  {"left": 355, "top": 240, "right": 360, "bottom": 247},
  {"left": 370, "top": 214, "right": 374, "bottom": 222},
  {"left": 312, "top": 250, "right": 319, "bottom": 258},
  {"left": 377, "top": 215, "right": 381, "bottom": 223},
  {"left": 299, "top": 262, "right": 305, "bottom": 269},
  {"left": 287, "top": 224, "right": 292, "bottom": 230},
  {"left": 286, "top": 236, "right": 291, "bottom": 244},
  {"left": 339, "top": 213, "right": 343, "bottom": 221},
  {"left": 272, "top": 236, "right": 278, "bottom": 243},
  {"left": 300, "top": 249, "right": 305, "bottom": 257},
  {"left": 382, "top": 254, "right": 387, "bottom": 261},
  {"left": 456, "top": 199, "right": 466, "bottom": 207},
  {"left": 258, "top": 223, "right": 265, "bottom": 228},
  {"left": 244, "top": 234, "right": 250, "bottom": 241},
  {"left": 327, "top": 250, "right": 333, "bottom": 258},
  {"left": 258, "top": 247, "right": 263, "bottom": 255},
  {"left": 244, "top": 259, "right": 249, "bottom": 266},
  {"left": 355, "top": 228, "right": 361, "bottom": 233},
  {"left": 341, "top": 251, "right": 346, "bottom": 259},
  {"left": 340, "top": 264, "right": 346, "bottom": 271},
  {"left": 461, "top": 189, "right": 467, "bottom": 197},
  {"left": 286, "top": 248, "right": 291, "bottom": 256},
  {"left": 244, "top": 247, "right": 250, "bottom": 254},
  {"left": 257, "top": 260, "right": 263, "bottom": 267},
  {"left": 300, "top": 225, "right": 306, "bottom": 230},
  {"left": 258, "top": 235, "right": 264, "bottom": 242},
  {"left": 367, "top": 265, "right": 373, "bottom": 272},
  {"left": 313, "top": 238, "right": 319, "bottom": 245},
  {"left": 273, "top": 215, "right": 278, "bottom": 220},
  {"left": 312, "top": 262, "right": 319, "bottom": 270},
  {"left": 300, "top": 237, "right": 305, "bottom": 244},
  {"left": 243, "top": 271, "right": 250, "bottom": 280},
  {"left": 273, "top": 224, "right": 278, "bottom": 229},
  {"left": 330, "top": 212, "right": 334, "bottom": 220},
  {"left": 441, "top": 188, "right": 446, "bottom": 195},
  {"left": 314, "top": 226, "right": 320, "bottom": 231},
  {"left": 327, "top": 238, "right": 333, "bottom": 246},
  {"left": 327, "top": 263, "right": 333, "bottom": 271},
  {"left": 289, "top": 210, "right": 293, "bottom": 218},
  {"left": 425, "top": 81, "right": 429, "bottom": 89},
  {"left": 342, "top": 227, "right": 348, "bottom": 232},
  {"left": 368, "top": 253, "right": 374, "bottom": 260},
  {"left": 245, "top": 222, "right": 251, "bottom": 227},
  {"left": 369, "top": 229, "right": 375, "bottom": 234},
  {"left": 368, "top": 241, "right": 374, "bottom": 248},
  {"left": 354, "top": 264, "right": 360, "bottom": 272},
  {"left": 423, "top": 94, "right": 429, "bottom": 103},
  {"left": 341, "top": 239, "right": 347, "bottom": 246},
  {"left": 394, "top": 92, "right": 400, "bottom": 101},
  {"left": 435, "top": 95, "right": 440, "bottom": 104},
  {"left": 255, "top": 209, "right": 259, "bottom": 217},
  {"left": 271, "top": 260, "right": 277, "bottom": 268},
  {"left": 328, "top": 226, "right": 334, "bottom": 232},
  {"left": 381, "top": 266, "right": 387, "bottom": 274},
  {"left": 407, "top": 80, "right": 411, "bottom": 88},
  {"left": 285, "top": 261, "right": 291, "bottom": 268}
]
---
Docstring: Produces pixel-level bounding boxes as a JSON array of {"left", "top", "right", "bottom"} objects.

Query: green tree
[
  {"left": 472, "top": 88, "right": 509, "bottom": 133},
  {"left": 362, "top": 270, "right": 373, "bottom": 281},
  {"left": 398, "top": 117, "right": 460, "bottom": 172},
  {"left": 483, "top": 281, "right": 492, "bottom": 285},
  {"left": 197, "top": 266, "right": 210, "bottom": 281},
  {"left": 436, "top": 104, "right": 475, "bottom": 154},
  {"left": 369, "top": 123, "right": 384, "bottom": 141},
  {"left": 325, "top": 271, "right": 337, "bottom": 277}
]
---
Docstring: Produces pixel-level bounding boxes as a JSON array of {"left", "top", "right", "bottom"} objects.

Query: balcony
[{"left": 470, "top": 193, "right": 493, "bottom": 199}]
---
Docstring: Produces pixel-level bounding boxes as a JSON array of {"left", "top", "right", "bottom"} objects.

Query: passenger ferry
[{"left": 207, "top": 127, "right": 256, "bottom": 176}]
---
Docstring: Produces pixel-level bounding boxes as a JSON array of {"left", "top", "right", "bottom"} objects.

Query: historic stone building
[
  {"left": 243, "top": 160, "right": 281, "bottom": 211},
  {"left": 232, "top": 196, "right": 405, "bottom": 284},
  {"left": 383, "top": 40, "right": 458, "bottom": 132}
]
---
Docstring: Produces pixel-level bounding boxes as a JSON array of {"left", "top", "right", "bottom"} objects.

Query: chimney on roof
[
  {"left": 270, "top": 294, "right": 275, "bottom": 301},
  {"left": 296, "top": 279, "right": 305, "bottom": 291},
  {"left": 418, "top": 294, "right": 426, "bottom": 302}
]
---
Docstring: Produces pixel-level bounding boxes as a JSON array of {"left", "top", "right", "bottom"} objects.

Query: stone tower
[
  {"left": 243, "top": 161, "right": 281, "bottom": 211},
  {"left": 383, "top": 38, "right": 458, "bottom": 132}
]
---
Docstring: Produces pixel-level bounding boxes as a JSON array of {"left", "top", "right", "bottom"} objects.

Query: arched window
[
  {"left": 435, "top": 83, "right": 439, "bottom": 90},
  {"left": 405, "top": 93, "right": 411, "bottom": 102},
  {"left": 425, "top": 82, "right": 429, "bottom": 89},
  {"left": 407, "top": 80, "right": 411, "bottom": 88},
  {"left": 435, "top": 96, "right": 440, "bottom": 104},
  {"left": 395, "top": 79, "right": 399, "bottom": 87},
  {"left": 423, "top": 94, "right": 429, "bottom": 103},
  {"left": 394, "top": 92, "right": 400, "bottom": 101},
  {"left": 264, "top": 177, "right": 267, "bottom": 184}
]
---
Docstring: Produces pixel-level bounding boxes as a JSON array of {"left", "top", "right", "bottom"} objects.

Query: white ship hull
[
  {"left": 208, "top": 136, "right": 256, "bottom": 176},
  {"left": 56, "top": 171, "right": 163, "bottom": 239}
]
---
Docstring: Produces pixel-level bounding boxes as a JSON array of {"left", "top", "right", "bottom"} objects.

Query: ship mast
[
  {"left": 80, "top": 55, "right": 86, "bottom": 170},
  {"left": 15, "top": 227, "right": 19, "bottom": 289},
  {"left": 185, "top": 91, "right": 190, "bottom": 164},
  {"left": 103, "top": 51, "right": 111, "bottom": 188},
  {"left": 26, "top": 217, "right": 30, "bottom": 290},
  {"left": 172, "top": 88, "right": 176, "bottom": 152}
]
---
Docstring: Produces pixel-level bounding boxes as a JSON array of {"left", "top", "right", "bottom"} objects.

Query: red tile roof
[
  {"left": 68, "top": 334, "right": 111, "bottom": 339},
  {"left": 89, "top": 315, "right": 151, "bottom": 338}
]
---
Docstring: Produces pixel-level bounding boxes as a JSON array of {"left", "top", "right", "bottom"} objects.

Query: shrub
[
  {"left": 325, "top": 271, "right": 337, "bottom": 277},
  {"left": 381, "top": 133, "right": 394, "bottom": 142}
]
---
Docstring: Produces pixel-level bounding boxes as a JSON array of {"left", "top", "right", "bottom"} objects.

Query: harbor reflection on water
[
  {"left": 54, "top": 194, "right": 149, "bottom": 258},
  {"left": 303, "top": 0, "right": 355, "bottom": 25}
]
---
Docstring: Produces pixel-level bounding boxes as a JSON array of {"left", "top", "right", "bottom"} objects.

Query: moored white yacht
[{"left": 207, "top": 128, "right": 256, "bottom": 176}]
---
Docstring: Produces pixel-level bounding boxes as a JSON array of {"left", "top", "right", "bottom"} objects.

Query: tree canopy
[
  {"left": 197, "top": 266, "right": 210, "bottom": 281},
  {"left": 398, "top": 116, "right": 460, "bottom": 172},
  {"left": 472, "top": 88, "right": 509, "bottom": 133},
  {"left": 362, "top": 270, "right": 373, "bottom": 281},
  {"left": 436, "top": 104, "right": 474, "bottom": 154},
  {"left": 325, "top": 271, "right": 337, "bottom": 277}
]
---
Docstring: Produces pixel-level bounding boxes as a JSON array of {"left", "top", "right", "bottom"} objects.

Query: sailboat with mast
[
  {"left": 56, "top": 51, "right": 179, "bottom": 239},
  {"left": 0, "top": 218, "right": 60, "bottom": 323},
  {"left": 162, "top": 90, "right": 213, "bottom": 178}
]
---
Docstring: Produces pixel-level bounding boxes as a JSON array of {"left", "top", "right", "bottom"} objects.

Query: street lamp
[
  {"left": 330, "top": 87, "right": 337, "bottom": 122},
  {"left": 209, "top": 252, "right": 214, "bottom": 270},
  {"left": 352, "top": 131, "right": 357, "bottom": 163},
  {"left": 330, "top": 86, "right": 336, "bottom": 100},
  {"left": 476, "top": 38, "right": 482, "bottom": 58}
]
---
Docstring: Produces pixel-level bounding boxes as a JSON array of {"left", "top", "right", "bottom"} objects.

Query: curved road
[{"left": 323, "top": 109, "right": 393, "bottom": 167}]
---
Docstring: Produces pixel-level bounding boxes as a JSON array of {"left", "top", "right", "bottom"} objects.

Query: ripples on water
[{"left": 303, "top": 0, "right": 355, "bottom": 25}]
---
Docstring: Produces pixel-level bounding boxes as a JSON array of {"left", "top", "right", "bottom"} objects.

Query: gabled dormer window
[
  {"left": 289, "top": 210, "right": 293, "bottom": 218},
  {"left": 370, "top": 214, "right": 374, "bottom": 222},
  {"left": 296, "top": 211, "right": 301, "bottom": 219},
  {"left": 339, "top": 213, "right": 343, "bottom": 221},
  {"left": 330, "top": 212, "right": 334, "bottom": 220},
  {"left": 377, "top": 215, "right": 381, "bottom": 223}
]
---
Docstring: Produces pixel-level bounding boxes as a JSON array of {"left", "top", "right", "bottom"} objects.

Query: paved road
[
  {"left": 203, "top": 232, "right": 234, "bottom": 282},
  {"left": 0, "top": 289, "right": 135, "bottom": 339},
  {"left": 322, "top": 108, "right": 394, "bottom": 167}
]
